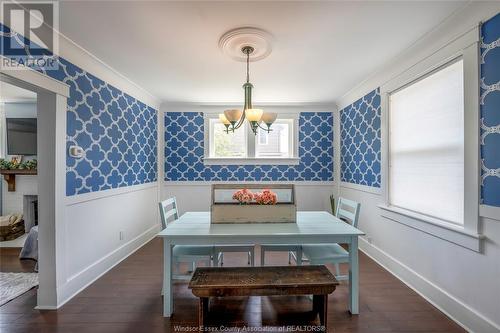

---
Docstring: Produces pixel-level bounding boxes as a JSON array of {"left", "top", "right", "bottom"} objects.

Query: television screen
[{"left": 6, "top": 118, "right": 37, "bottom": 155}]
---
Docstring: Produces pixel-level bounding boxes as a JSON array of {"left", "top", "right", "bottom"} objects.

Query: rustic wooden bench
[{"left": 188, "top": 265, "right": 339, "bottom": 331}]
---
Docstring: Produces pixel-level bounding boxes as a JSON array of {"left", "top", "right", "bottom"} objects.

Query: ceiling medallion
[
  {"left": 218, "top": 27, "right": 273, "bottom": 62},
  {"left": 218, "top": 27, "right": 276, "bottom": 135}
]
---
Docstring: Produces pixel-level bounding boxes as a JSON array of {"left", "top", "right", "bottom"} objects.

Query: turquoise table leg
[
  {"left": 348, "top": 236, "right": 359, "bottom": 314},
  {"left": 163, "top": 240, "right": 173, "bottom": 317}
]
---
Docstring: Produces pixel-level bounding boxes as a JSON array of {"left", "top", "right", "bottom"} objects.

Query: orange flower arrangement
[
  {"left": 254, "top": 189, "right": 277, "bottom": 205},
  {"left": 232, "top": 188, "right": 254, "bottom": 204}
]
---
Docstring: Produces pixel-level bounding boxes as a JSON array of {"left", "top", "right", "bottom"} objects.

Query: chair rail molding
[
  {"left": 65, "top": 182, "right": 159, "bottom": 206},
  {"left": 480, "top": 204, "right": 500, "bottom": 221}
]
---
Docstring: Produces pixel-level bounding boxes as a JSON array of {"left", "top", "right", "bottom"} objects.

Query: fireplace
[{"left": 23, "top": 195, "right": 38, "bottom": 232}]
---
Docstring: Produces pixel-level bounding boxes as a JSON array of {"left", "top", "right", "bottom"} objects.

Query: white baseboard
[
  {"left": 35, "top": 305, "right": 58, "bottom": 310},
  {"left": 359, "top": 237, "right": 500, "bottom": 333},
  {"left": 53, "top": 223, "right": 160, "bottom": 309}
]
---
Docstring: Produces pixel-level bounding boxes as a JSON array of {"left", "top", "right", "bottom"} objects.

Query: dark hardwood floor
[
  {"left": 0, "top": 247, "right": 36, "bottom": 273},
  {"left": 0, "top": 239, "right": 465, "bottom": 332}
]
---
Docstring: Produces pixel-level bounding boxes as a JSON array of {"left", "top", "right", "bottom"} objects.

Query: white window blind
[{"left": 389, "top": 59, "right": 464, "bottom": 224}]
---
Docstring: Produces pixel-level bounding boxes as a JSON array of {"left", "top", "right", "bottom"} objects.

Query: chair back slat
[
  {"left": 335, "top": 197, "right": 361, "bottom": 228},
  {"left": 163, "top": 208, "right": 178, "bottom": 221},
  {"left": 162, "top": 197, "right": 176, "bottom": 207},
  {"left": 159, "top": 197, "right": 179, "bottom": 229},
  {"left": 337, "top": 208, "right": 356, "bottom": 223}
]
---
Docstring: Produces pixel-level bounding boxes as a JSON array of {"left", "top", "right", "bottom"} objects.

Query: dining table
[{"left": 157, "top": 211, "right": 365, "bottom": 317}]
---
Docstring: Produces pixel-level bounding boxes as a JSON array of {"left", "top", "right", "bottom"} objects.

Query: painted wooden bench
[{"left": 188, "top": 265, "right": 339, "bottom": 331}]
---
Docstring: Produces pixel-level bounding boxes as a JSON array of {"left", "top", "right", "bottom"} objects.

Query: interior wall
[
  {"left": 1, "top": 102, "right": 37, "bottom": 215},
  {"left": 161, "top": 105, "right": 336, "bottom": 212},
  {"left": 480, "top": 13, "right": 500, "bottom": 207},
  {"left": 164, "top": 184, "right": 334, "bottom": 214},
  {"left": 164, "top": 111, "right": 334, "bottom": 182},
  {"left": 1, "top": 22, "right": 161, "bottom": 308},
  {"left": 4, "top": 102, "right": 36, "bottom": 113},
  {"left": 61, "top": 184, "right": 158, "bottom": 303},
  {"left": 342, "top": 187, "right": 500, "bottom": 332},
  {"left": 335, "top": 4, "right": 500, "bottom": 333},
  {"left": 4, "top": 102, "right": 36, "bottom": 118}
]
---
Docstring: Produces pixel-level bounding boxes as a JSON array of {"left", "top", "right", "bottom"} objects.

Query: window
[
  {"left": 389, "top": 59, "right": 464, "bottom": 225},
  {"left": 209, "top": 120, "right": 247, "bottom": 158},
  {"left": 255, "top": 119, "right": 293, "bottom": 158},
  {"left": 205, "top": 114, "right": 299, "bottom": 165},
  {"left": 379, "top": 27, "right": 481, "bottom": 251}
]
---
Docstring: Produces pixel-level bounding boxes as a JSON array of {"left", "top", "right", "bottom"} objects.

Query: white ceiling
[
  {"left": 58, "top": 1, "right": 467, "bottom": 104},
  {"left": 0, "top": 81, "right": 37, "bottom": 103}
]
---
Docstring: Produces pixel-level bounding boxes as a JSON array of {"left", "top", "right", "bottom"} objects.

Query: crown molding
[{"left": 161, "top": 101, "right": 337, "bottom": 113}]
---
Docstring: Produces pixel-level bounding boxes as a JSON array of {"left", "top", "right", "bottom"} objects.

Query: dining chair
[
  {"left": 159, "top": 197, "right": 215, "bottom": 280},
  {"left": 260, "top": 244, "right": 302, "bottom": 266},
  {"left": 301, "top": 197, "right": 361, "bottom": 280},
  {"left": 214, "top": 245, "right": 255, "bottom": 267}
]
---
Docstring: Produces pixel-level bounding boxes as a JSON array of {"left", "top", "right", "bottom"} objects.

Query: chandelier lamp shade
[{"left": 219, "top": 45, "right": 277, "bottom": 135}]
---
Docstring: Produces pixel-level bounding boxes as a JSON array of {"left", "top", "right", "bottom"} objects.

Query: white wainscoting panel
[
  {"left": 340, "top": 185, "right": 500, "bottom": 332},
  {"left": 163, "top": 183, "right": 335, "bottom": 215},
  {"left": 57, "top": 185, "right": 160, "bottom": 307}
]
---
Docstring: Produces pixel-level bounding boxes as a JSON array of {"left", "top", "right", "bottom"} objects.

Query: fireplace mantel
[{"left": 0, "top": 169, "right": 37, "bottom": 192}]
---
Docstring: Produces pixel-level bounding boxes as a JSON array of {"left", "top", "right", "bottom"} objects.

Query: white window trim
[
  {"left": 203, "top": 157, "right": 300, "bottom": 166},
  {"left": 379, "top": 26, "right": 482, "bottom": 251},
  {"left": 204, "top": 112, "right": 300, "bottom": 165}
]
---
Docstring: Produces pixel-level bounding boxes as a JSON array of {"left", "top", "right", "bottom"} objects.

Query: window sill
[
  {"left": 203, "top": 157, "right": 300, "bottom": 166},
  {"left": 378, "top": 204, "right": 483, "bottom": 252}
]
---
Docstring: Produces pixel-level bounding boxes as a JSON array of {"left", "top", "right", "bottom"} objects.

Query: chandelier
[{"left": 218, "top": 46, "right": 277, "bottom": 135}]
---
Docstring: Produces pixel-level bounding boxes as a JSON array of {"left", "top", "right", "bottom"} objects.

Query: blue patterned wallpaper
[
  {"left": 340, "top": 89, "right": 381, "bottom": 188},
  {"left": 165, "top": 112, "right": 333, "bottom": 181},
  {"left": 480, "top": 13, "right": 500, "bottom": 207},
  {"left": 0, "top": 23, "right": 158, "bottom": 196}
]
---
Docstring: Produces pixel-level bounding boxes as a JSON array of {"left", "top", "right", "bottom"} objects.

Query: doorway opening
[
  {"left": 0, "top": 69, "right": 68, "bottom": 309},
  {"left": 0, "top": 80, "right": 38, "bottom": 266}
]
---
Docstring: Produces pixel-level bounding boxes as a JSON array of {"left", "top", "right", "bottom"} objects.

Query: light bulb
[
  {"left": 224, "top": 109, "right": 242, "bottom": 123},
  {"left": 246, "top": 108, "right": 263, "bottom": 122},
  {"left": 218, "top": 114, "right": 230, "bottom": 125}
]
